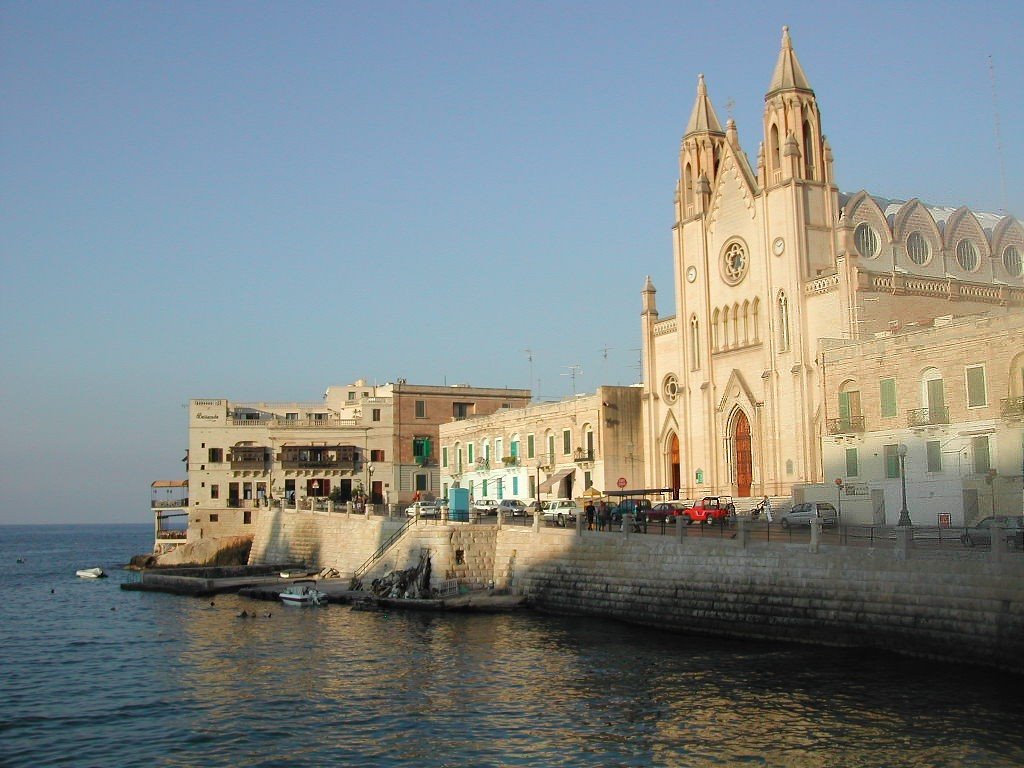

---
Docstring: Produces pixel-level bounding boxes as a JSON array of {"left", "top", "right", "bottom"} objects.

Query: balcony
[
  {"left": 826, "top": 416, "right": 865, "bottom": 435},
  {"left": 1001, "top": 396, "right": 1024, "bottom": 420},
  {"left": 279, "top": 458, "right": 357, "bottom": 470},
  {"left": 906, "top": 406, "right": 950, "bottom": 428},
  {"left": 501, "top": 456, "right": 520, "bottom": 467},
  {"left": 573, "top": 448, "right": 595, "bottom": 463},
  {"left": 229, "top": 456, "right": 268, "bottom": 470},
  {"left": 414, "top": 455, "right": 434, "bottom": 467}
]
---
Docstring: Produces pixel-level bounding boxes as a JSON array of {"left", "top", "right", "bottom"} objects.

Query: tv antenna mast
[
  {"left": 523, "top": 348, "right": 534, "bottom": 400},
  {"left": 988, "top": 55, "right": 1008, "bottom": 213}
]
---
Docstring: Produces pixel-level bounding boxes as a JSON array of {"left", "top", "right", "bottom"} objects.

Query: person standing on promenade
[
  {"left": 762, "top": 495, "right": 773, "bottom": 523},
  {"left": 585, "top": 502, "right": 596, "bottom": 530}
]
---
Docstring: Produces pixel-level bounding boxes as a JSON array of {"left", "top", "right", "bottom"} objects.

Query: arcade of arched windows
[{"left": 710, "top": 298, "right": 760, "bottom": 353}]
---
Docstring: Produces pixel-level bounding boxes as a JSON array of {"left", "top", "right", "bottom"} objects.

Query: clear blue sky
[{"left": 2, "top": 2, "right": 1021, "bottom": 524}]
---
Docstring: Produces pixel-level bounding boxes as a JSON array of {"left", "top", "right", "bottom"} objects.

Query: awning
[{"left": 539, "top": 467, "right": 574, "bottom": 493}]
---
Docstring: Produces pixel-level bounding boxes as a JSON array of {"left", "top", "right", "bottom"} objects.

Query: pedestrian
[
  {"left": 597, "top": 501, "right": 609, "bottom": 532},
  {"left": 762, "top": 495, "right": 773, "bottom": 523},
  {"left": 585, "top": 502, "right": 596, "bottom": 530}
]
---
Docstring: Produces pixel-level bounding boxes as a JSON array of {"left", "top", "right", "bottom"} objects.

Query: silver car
[
  {"left": 779, "top": 502, "right": 838, "bottom": 529},
  {"left": 961, "top": 516, "right": 1024, "bottom": 549}
]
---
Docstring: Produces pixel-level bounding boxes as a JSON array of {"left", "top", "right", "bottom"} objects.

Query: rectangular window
[
  {"left": 285, "top": 412, "right": 298, "bottom": 420},
  {"left": 966, "top": 365, "right": 987, "bottom": 408},
  {"left": 413, "top": 437, "right": 431, "bottom": 458},
  {"left": 453, "top": 402, "right": 471, "bottom": 419},
  {"left": 512, "top": 476, "right": 519, "bottom": 495},
  {"left": 348, "top": 392, "right": 355, "bottom": 401},
  {"left": 210, "top": 484, "right": 219, "bottom": 499},
  {"left": 527, "top": 434, "right": 535, "bottom": 458},
  {"left": 845, "top": 448, "right": 858, "bottom": 477},
  {"left": 209, "top": 513, "right": 219, "bottom": 523},
  {"left": 415, "top": 400, "right": 426, "bottom": 418},
  {"left": 415, "top": 474, "right": 428, "bottom": 492},
  {"left": 370, "top": 449, "right": 385, "bottom": 461},
  {"left": 972, "top": 436, "right": 991, "bottom": 474},
  {"left": 879, "top": 378, "right": 897, "bottom": 418},
  {"left": 482, "top": 480, "right": 488, "bottom": 497},
  {"left": 584, "top": 470, "right": 592, "bottom": 489},
  {"left": 442, "top": 447, "right": 448, "bottom": 468},
  {"left": 372, "top": 408, "right": 381, "bottom": 422},
  {"left": 562, "top": 429, "right": 571, "bottom": 455},
  {"left": 208, "top": 448, "right": 223, "bottom": 463},
  {"left": 243, "top": 510, "right": 252, "bottom": 525},
  {"left": 468, "top": 443, "right": 474, "bottom": 463},
  {"left": 926, "top": 441, "right": 942, "bottom": 473},
  {"left": 883, "top": 444, "right": 900, "bottom": 479}
]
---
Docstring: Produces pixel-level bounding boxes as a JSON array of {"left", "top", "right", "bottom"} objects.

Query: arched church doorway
[
  {"left": 733, "top": 411, "right": 752, "bottom": 496},
  {"left": 668, "top": 433, "right": 681, "bottom": 499}
]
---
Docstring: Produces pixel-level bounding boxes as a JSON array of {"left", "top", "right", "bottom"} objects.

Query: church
[{"left": 639, "top": 27, "right": 1024, "bottom": 504}]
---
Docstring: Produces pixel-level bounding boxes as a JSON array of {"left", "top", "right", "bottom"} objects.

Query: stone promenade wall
[{"left": 249, "top": 511, "right": 1024, "bottom": 672}]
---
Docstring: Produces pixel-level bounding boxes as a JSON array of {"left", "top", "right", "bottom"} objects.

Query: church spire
[
  {"left": 684, "top": 74, "right": 725, "bottom": 137},
  {"left": 767, "top": 25, "right": 812, "bottom": 96}
]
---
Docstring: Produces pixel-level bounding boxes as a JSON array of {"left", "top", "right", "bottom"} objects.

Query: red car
[{"left": 680, "top": 496, "right": 735, "bottom": 524}]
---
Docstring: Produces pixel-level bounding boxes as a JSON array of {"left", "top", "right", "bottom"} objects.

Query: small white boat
[
  {"left": 279, "top": 579, "right": 327, "bottom": 606},
  {"left": 76, "top": 567, "right": 107, "bottom": 579}
]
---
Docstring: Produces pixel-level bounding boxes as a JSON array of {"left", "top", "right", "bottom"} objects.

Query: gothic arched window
[{"left": 777, "top": 291, "right": 791, "bottom": 352}]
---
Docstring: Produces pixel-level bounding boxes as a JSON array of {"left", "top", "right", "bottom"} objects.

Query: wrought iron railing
[
  {"left": 906, "top": 406, "right": 949, "bottom": 427},
  {"left": 1001, "top": 396, "right": 1024, "bottom": 419},
  {"left": 826, "top": 416, "right": 865, "bottom": 435}
]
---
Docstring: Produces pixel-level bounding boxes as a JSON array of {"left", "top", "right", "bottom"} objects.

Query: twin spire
[{"left": 685, "top": 25, "right": 813, "bottom": 139}]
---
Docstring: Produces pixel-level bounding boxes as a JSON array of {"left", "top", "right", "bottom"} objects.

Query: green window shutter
[
  {"left": 442, "top": 447, "right": 448, "bottom": 468},
  {"left": 468, "top": 444, "right": 474, "bottom": 463},
  {"left": 838, "top": 392, "right": 851, "bottom": 420},
  {"left": 884, "top": 444, "right": 900, "bottom": 479},
  {"left": 527, "top": 435, "right": 535, "bottom": 458},
  {"left": 880, "top": 378, "right": 897, "bottom": 418},
  {"left": 482, "top": 480, "right": 488, "bottom": 496},
  {"left": 972, "top": 436, "right": 991, "bottom": 474},
  {"left": 845, "top": 448, "right": 858, "bottom": 477},
  {"left": 966, "top": 366, "right": 987, "bottom": 407},
  {"left": 926, "top": 441, "right": 942, "bottom": 473}
]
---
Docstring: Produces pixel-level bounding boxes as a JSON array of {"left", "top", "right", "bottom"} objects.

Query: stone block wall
[{"left": 249, "top": 510, "right": 1024, "bottom": 672}]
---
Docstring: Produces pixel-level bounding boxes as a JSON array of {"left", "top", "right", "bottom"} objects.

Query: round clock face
[
  {"left": 686, "top": 266, "right": 697, "bottom": 283},
  {"left": 773, "top": 237, "right": 785, "bottom": 256}
]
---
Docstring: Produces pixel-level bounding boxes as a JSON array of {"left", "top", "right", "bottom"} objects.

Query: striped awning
[{"left": 538, "top": 467, "right": 574, "bottom": 493}]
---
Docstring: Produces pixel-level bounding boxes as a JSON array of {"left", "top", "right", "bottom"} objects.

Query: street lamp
[
  {"left": 367, "top": 463, "right": 374, "bottom": 504},
  {"left": 897, "top": 443, "right": 912, "bottom": 527}
]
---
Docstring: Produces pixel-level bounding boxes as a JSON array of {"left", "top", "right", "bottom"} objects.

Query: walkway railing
[{"left": 351, "top": 517, "right": 415, "bottom": 582}]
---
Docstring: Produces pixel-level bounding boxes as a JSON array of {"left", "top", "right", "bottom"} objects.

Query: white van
[{"left": 541, "top": 499, "right": 581, "bottom": 526}]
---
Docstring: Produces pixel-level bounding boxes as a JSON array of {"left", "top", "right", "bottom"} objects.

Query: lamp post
[
  {"left": 897, "top": 443, "right": 912, "bottom": 527},
  {"left": 367, "top": 463, "right": 374, "bottom": 505}
]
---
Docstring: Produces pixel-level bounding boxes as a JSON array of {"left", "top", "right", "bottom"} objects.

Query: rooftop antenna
[
  {"left": 988, "top": 55, "right": 1008, "bottom": 214},
  {"left": 562, "top": 364, "right": 583, "bottom": 397},
  {"left": 523, "top": 349, "right": 534, "bottom": 401}
]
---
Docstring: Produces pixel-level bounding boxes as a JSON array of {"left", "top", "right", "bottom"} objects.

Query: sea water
[{"left": 1, "top": 524, "right": 1022, "bottom": 767}]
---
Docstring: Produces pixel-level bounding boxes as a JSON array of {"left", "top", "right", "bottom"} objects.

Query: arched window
[
  {"left": 690, "top": 315, "right": 700, "bottom": 369},
  {"left": 802, "top": 119, "right": 815, "bottom": 179},
  {"left": 722, "top": 306, "right": 730, "bottom": 349},
  {"left": 732, "top": 303, "right": 740, "bottom": 347},
  {"left": 770, "top": 124, "right": 781, "bottom": 173},
  {"left": 1004, "top": 245, "right": 1023, "bottom": 277},
  {"left": 741, "top": 300, "right": 750, "bottom": 345},
  {"left": 683, "top": 163, "right": 694, "bottom": 212},
  {"left": 752, "top": 297, "right": 760, "bottom": 343},
  {"left": 777, "top": 291, "right": 790, "bottom": 352},
  {"left": 711, "top": 308, "right": 720, "bottom": 351}
]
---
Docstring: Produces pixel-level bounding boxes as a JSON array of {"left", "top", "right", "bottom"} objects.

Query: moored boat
[
  {"left": 76, "top": 567, "right": 107, "bottom": 579},
  {"left": 279, "top": 579, "right": 328, "bottom": 606}
]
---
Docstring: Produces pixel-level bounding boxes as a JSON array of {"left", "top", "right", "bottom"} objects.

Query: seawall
[{"left": 249, "top": 511, "right": 1024, "bottom": 673}]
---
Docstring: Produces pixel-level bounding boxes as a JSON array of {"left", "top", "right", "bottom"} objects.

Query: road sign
[{"left": 617, "top": 477, "right": 627, "bottom": 489}]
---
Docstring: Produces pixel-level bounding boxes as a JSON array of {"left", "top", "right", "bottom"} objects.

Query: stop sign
[{"left": 617, "top": 477, "right": 627, "bottom": 489}]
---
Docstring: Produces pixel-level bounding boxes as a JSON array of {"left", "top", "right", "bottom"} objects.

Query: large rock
[{"left": 155, "top": 535, "right": 253, "bottom": 567}]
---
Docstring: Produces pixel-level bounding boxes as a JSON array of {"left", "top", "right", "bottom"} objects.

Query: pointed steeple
[
  {"left": 684, "top": 74, "right": 725, "bottom": 137},
  {"left": 767, "top": 26, "right": 812, "bottom": 96}
]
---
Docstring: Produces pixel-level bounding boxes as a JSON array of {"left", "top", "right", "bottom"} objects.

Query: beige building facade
[
  {"left": 438, "top": 386, "right": 644, "bottom": 504},
  {"left": 187, "top": 380, "right": 528, "bottom": 540},
  {"left": 818, "top": 314, "right": 1024, "bottom": 526},
  {"left": 640, "top": 27, "right": 1024, "bottom": 502}
]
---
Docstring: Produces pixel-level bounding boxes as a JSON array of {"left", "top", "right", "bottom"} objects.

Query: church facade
[{"left": 640, "top": 27, "right": 1024, "bottom": 502}]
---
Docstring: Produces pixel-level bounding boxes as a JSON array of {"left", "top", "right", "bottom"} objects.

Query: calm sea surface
[{"left": 1, "top": 524, "right": 1022, "bottom": 768}]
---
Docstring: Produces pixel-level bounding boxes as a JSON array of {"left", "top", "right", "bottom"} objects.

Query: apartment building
[{"left": 186, "top": 379, "right": 529, "bottom": 540}]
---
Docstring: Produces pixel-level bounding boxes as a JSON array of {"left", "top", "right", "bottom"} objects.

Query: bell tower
[
  {"left": 677, "top": 74, "right": 727, "bottom": 221},
  {"left": 763, "top": 26, "right": 822, "bottom": 185}
]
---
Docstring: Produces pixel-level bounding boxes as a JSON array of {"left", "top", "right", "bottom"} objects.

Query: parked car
[
  {"left": 542, "top": 499, "right": 581, "bottom": 526},
  {"left": 779, "top": 502, "right": 838, "bottom": 529},
  {"left": 497, "top": 498, "right": 528, "bottom": 517},
  {"left": 609, "top": 498, "right": 653, "bottom": 524},
  {"left": 961, "top": 516, "right": 1024, "bottom": 549},
  {"left": 679, "top": 496, "right": 735, "bottom": 525},
  {"left": 471, "top": 499, "right": 499, "bottom": 515},
  {"left": 405, "top": 500, "right": 442, "bottom": 518},
  {"left": 647, "top": 501, "right": 688, "bottom": 523}
]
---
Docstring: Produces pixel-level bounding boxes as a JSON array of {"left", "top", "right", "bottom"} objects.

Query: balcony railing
[
  {"left": 573, "top": 448, "right": 595, "bottom": 463},
  {"left": 501, "top": 456, "right": 520, "bottom": 467},
  {"left": 415, "top": 455, "right": 434, "bottom": 466},
  {"left": 826, "top": 416, "right": 866, "bottom": 435},
  {"left": 229, "top": 458, "right": 267, "bottom": 469},
  {"left": 155, "top": 529, "right": 187, "bottom": 540},
  {"left": 279, "top": 459, "right": 357, "bottom": 470},
  {"left": 1001, "top": 396, "right": 1024, "bottom": 419},
  {"left": 907, "top": 406, "right": 950, "bottom": 427}
]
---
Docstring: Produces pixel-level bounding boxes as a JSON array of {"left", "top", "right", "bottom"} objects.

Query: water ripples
[{"left": 2, "top": 525, "right": 1023, "bottom": 767}]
